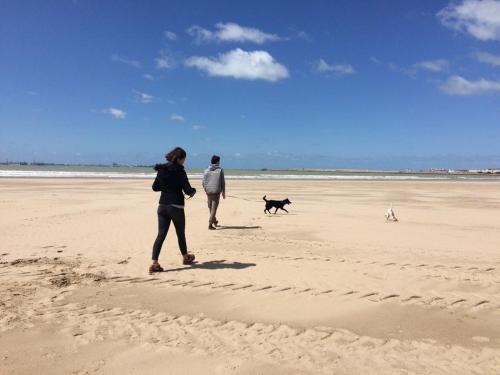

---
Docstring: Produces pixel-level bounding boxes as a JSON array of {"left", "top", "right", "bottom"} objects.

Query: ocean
[{"left": 1, "top": 165, "right": 499, "bottom": 180}]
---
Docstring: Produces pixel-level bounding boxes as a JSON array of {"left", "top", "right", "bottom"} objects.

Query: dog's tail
[{"left": 262, "top": 195, "right": 268, "bottom": 202}]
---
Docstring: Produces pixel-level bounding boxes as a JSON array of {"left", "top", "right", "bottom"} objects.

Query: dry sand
[{"left": 1, "top": 178, "right": 500, "bottom": 374}]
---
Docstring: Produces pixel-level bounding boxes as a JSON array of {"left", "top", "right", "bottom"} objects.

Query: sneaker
[
  {"left": 208, "top": 224, "right": 216, "bottom": 230},
  {"left": 149, "top": 264, "right": 164, "bottom": 273},
  {"left": 183, "top": 253, "right": 196, "bottom": 265}
]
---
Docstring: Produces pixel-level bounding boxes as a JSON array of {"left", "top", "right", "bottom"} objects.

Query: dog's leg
[
  {"left": 274, "top": 208, "right": 278, "bottom": 214},
  {"left": 281, "top": 208, "right": 289, "bottom": 213}
]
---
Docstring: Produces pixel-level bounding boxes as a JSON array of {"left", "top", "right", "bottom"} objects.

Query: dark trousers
[
  {"left": 152, "top": 204, "right": 187, "bottom": 261},
  {"left": 206, "top": 193, "right": 221, "bottom": 225}
]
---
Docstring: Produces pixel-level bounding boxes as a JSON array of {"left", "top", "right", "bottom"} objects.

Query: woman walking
[{"left": 150, "top": 147, "right": 196, "bottom": 273}]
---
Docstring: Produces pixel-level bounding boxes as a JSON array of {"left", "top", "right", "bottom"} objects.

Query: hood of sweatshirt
[
  {"left": 154, "top": 162, "right": 184, "bottom": 172},
  {"left": 208, "top": 164, "right": 220, "bottom": 171}
]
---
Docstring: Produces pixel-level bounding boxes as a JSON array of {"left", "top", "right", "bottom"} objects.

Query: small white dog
[{"left": 385, "top": 204, "right": 398, "bottom": 222}]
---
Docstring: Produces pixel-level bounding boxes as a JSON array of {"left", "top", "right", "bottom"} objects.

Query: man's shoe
[{"left": 208, "top": 224, "right": 216, "bottom": 230}]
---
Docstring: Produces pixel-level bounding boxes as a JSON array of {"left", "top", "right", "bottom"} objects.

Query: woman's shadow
[{"left": 166, "top": 259, "right": 256, "bottom": 272}]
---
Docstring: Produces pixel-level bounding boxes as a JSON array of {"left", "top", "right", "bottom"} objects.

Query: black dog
[{"left": 263, "top": 195, "right": 291, "bottom": 214}]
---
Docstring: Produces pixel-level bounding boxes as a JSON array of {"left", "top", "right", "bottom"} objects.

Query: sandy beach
[{"left": 1, "top": 178, "right": 500, "bottom": 374}]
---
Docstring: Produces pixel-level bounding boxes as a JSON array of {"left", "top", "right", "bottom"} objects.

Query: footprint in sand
[
  {"left": 360, "top": 292, "right": 379, "bottom": 299},
  {"left": 403, "top": 295, "right": 422, "bottom": 302},
  {"left": 473, "top": 300, "right": 489, "bottom": 308},
  {"left": 380, "top": 294, "right": 399, "bottom": 301},
  {"left": 450, "top": 298, "right": 466, "bottom": 306}
]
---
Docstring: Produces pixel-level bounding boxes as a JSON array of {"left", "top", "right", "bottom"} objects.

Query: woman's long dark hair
[{"left": 165, "top": 147, "right": 187, "bottom": 163}]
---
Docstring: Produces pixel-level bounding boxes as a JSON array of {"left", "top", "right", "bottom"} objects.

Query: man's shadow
[
  {"left": 217, "top": 225, "right": 261, "bottom": 230},
  {"left": 166, "top": 259, "right": 256, "bottom": 272}
]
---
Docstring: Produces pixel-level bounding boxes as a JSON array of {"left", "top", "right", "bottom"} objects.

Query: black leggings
[{"left": 152, "top": 204, "right": 187, "bottom": 261}]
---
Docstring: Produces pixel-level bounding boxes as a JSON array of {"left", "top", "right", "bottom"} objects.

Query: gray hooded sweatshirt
[{"left": 202, "top": 164, "right": 225, "bottom": 194}]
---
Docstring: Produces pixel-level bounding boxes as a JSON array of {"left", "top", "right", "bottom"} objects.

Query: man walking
[{"left": 202, "top": 155, "right": 226, "bottom": 230}]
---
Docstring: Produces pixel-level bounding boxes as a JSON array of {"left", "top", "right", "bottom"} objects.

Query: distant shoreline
[
  {"left": 1, "top": 163, "right": 500, "bottom": 175},
  {"left": 2, "top": 165, "right": 500, "bottom": 181}
]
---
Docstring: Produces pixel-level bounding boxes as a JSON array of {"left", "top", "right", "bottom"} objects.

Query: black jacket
[{"left": 152, "top": 162, "right": 196, "bottom": 205}]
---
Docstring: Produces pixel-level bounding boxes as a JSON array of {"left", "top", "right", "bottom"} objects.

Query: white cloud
[
  {"left": 170, "top": 113, "right": 185, "bottom": 122},
  {"left": 440, "top": 75, "right": 500, "bottom": 95},
  {"left": 164, "top": 30, "right": 177, "bottom": 40},
  {"left": 102, "top": 107, "right": 126, "bottom": 119},
  {"left": 476, "top": 51, "right": 500, "bottom": 66},
  {"left": 169, "top": 113, "right": 204, "bottom": 130},
  {"left": 111, "top": 54, "right": 141, "bottom": 68},
  {"left": 413, "top": 59, "right": 449, "bottom": 72},
  {"left": 296, "top": 31, "right": 311, "bottom": 41},
  {"left": 371, "top": 56, "right": 445, "bottom": 77},
  {"left": 185, "top": 48, "right": 289, "bottom": 82},
  {"left": 133, "top": 90, "right": 153, "bottom": 104},
  {"left": 155, "top": 50, "right": 176, "bottom": 69},
  {"left": 316, "top": 59, "right": 355, "bottom": 75},
  {"left": 187, "top": 22, "right": 281, "bottom": 44},
  {"left": 143, "top": 74, "right": 154, "bottom": 80},
  {"left": 186, "top": 26, "right": 212, "bottom": 44},
  {"left": 438, "top": 0, "right": 500, "bottom": 41}
]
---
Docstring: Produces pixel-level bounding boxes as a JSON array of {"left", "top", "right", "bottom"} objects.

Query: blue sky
[{"left": 1, "top": 0, "right": 500, "bottom": 169}]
